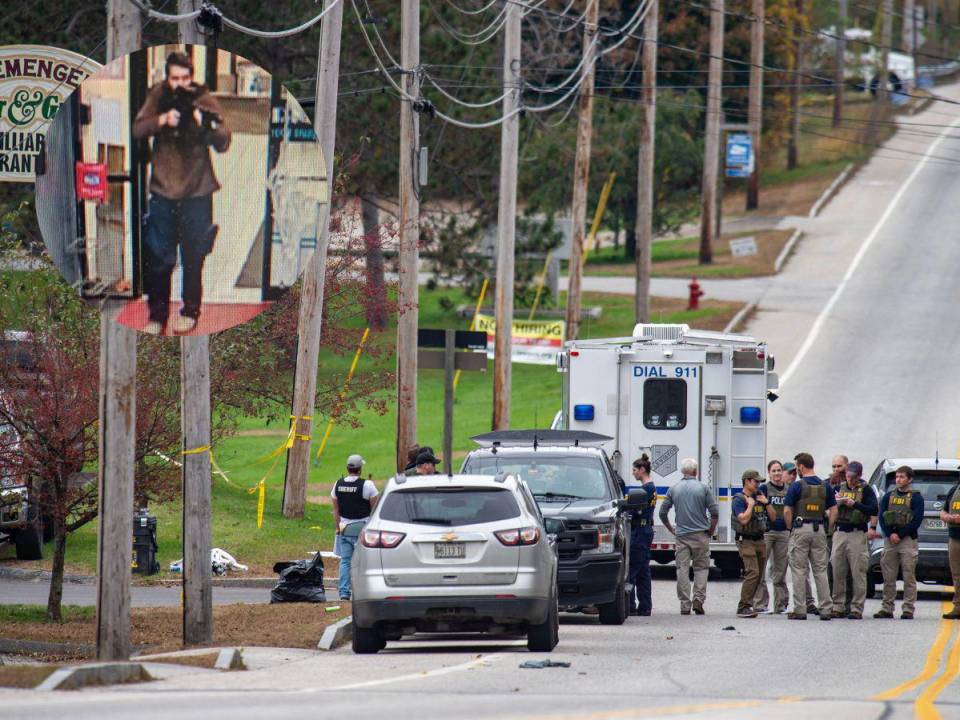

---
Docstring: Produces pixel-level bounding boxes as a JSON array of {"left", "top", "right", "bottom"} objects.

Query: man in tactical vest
[
  {"left": 732, "top": 469, "right": 775, "bottom": 618},
  {"left": 940, "top": 479, "right": 960, "bottom": 619},
  {"left": 783, "top": 453, "right": 837, "bottom": 620},
  {"left": 628, "top": 454, "right": 657, "bottom": 616},
  {"left": 830, "top": 461, "right": 878, "bottom": 619},
  {"left": 330, "top": 454, "right": 379, "bottom": 600},
  {"left": 875, "top": 466, "right": 924, "bottom": 619},
  {"left": 754, "top": 460, "right": 790, "bottom": 614}
]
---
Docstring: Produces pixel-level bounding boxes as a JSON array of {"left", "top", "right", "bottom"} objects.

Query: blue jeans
[
  {"left": 629, "top": 526, "right": 654, "bottom": 614},
  {"left": 142, "top": 193, "right": 215, "bottom": 323},
  {"left": 335, "top": 534, "right": 359, "bottom": 600}
]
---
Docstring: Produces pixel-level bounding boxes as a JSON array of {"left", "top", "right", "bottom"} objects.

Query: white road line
[
  {"left": 328, "top": 652, "right": 508, "bottom": 691},
  {"left": 779, "top": 115, "right": 960, "bottom": 389}
]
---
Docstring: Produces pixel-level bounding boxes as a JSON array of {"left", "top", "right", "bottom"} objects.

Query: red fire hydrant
[{"left": 688, "top": 277, "right": 704, "bottom": 311}]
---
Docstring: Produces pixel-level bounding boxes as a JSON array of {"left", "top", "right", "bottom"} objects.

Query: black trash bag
[{"left": 270, "top": 553, "right": 327, "bottom": 604}]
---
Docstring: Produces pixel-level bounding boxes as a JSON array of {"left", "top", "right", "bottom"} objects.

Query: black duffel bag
[{"left": 269, "top": 553, "right": 327, "bottom": 603}]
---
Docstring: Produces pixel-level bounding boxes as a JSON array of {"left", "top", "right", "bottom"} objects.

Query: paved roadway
[
  {"left": 0, "top": 576, "right": 957, "bottom": 720},
  {"left": 0, "top": 580, "right": 273, "bottom": 607}
]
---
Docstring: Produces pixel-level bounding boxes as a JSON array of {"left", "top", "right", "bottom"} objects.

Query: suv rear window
[
  {"left": 380, "top": 487, "right": 521, "bottom": 526},
  {"left": 883, "top": 471, "right": 960, "bottom": 503},
  {"left": 462, "top": 455, "right": 611, "bottom": 500}
]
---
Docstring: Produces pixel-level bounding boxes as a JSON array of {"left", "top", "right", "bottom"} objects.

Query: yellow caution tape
[
  {"left": 248, "top": 479, "right": 266, "bottom": 529},
  {"left": 315, "top": 328, "right": 371, "bottom": 463},
  {"left": 255, "top": 415, "right": 312, "bottom": 464},
  {"left": 182, "top": 444, "right": 231, "bottom": 484}
]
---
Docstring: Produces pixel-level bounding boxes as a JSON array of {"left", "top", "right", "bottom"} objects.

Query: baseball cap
[
  {"left": 741, "top": 469, "right": 762, "bottom": 482},
  {"left": 782, "top": 462, "right": 797, "bottom": 472},
  {"left": 846, "top": 461, "right": 864, "bottom": 476},
  {"left": 346, "top": 454, "right": 365, "bottom": 469}
]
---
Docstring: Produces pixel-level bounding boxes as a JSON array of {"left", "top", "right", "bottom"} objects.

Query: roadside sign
[
  {"left": 474, "top": 314, "right": 565, "bottom": 365},
  {"left": 74, "top": 162, "right": 107, "bottom": 202},
  {"left": 418, "top": 329, "right": 487, "bottom": 351},
  {"left": 725, "top": 133, "right": 754, "bottom": 178},
  {"left": 729, "top": 236, "right": 758, "bottom": 257},
  {"left": 0, "top": 45, "right": 101, "bottom": 182}
]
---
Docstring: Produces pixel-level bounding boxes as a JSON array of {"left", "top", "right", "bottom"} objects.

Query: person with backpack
[
  {"left": 874, "top": 466, "right": 924, "bottom": 619},
  {"left": 732, "top": 469, "right": 775, "bottom": 618},
  {"left": 627, "top": 454, "right": 657, "bottom": 616},
  {"left": 330, "top": 454, "right": 379, "bottom": 601}
]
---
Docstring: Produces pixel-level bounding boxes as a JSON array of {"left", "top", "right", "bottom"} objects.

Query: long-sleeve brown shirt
[{"left": 132, "top": 82, "right": 231, "bottom": 200}]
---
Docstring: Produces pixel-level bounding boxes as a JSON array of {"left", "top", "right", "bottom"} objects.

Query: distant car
[
  {"left": 461, "top": 430, "right": 632, "bottom": 625},
  {"left": 350, "top": 472, "right": 559, "bottom": 654},
  {"left": 866, "top": 457, "right": 960, "bottom": 597}
]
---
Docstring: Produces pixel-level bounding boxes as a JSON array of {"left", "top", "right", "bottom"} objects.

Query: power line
[
  {"left": 849, "top": 0, "right": 960, "bottom": 36},
  {"left": 127, "top": 0, "right": 342, "bottom": 39}
]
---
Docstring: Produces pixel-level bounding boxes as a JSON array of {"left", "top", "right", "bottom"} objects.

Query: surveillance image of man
[{"left": 133, "top": 51, "right": 231, "bottom": 335}]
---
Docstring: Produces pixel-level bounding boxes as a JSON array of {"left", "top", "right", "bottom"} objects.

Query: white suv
[{"left": 350, "top": 473, "right": 559, "bottom": 654}]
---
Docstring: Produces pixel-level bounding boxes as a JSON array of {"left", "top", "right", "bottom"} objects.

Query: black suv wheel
[{"left": 598, "top": 579, "right": 627, "bottom": 625}]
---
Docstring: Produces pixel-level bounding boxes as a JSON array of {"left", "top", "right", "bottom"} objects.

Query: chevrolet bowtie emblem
[{"left": 440, "top": 532, "right": 459, "bottom": 542}]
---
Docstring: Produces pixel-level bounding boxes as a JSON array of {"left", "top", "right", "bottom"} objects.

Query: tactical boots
[{"left": 942, "top": 607, "right": 960, "bottom": 620}]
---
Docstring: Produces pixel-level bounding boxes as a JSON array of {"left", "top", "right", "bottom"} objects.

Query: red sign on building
[{"left": 74, "top": 162, "right": 107, "bottom": 202}]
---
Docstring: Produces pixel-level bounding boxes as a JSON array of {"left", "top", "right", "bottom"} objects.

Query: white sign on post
[{"left": 729, "top": 236, "right": 758, "bottom": 257}]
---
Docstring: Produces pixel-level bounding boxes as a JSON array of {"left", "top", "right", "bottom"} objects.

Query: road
[
  {"left": 1, "top": 576, "right": 957, "bottom": 719},
  {"left": 0, "top": 580, "right": 273, "bottom": 607}
]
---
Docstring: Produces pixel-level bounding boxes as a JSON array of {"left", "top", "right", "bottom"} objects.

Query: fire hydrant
[{"left": 687, "top": 277, "right": 704, "bottom": 311}]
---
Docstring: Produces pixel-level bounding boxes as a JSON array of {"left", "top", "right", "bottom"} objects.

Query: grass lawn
[{"left": 0, "top": 287, "right": 740, "bottom": 579}]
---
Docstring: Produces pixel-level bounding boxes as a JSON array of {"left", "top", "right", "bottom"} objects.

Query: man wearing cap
[
  {"left": 405, "top": 446, "right": 437, "bottom": 476},
  {"left": 830, "top": 461, "right": 878, "bottom": 619},
  {"left": 783, "top": 462, "right": 798, "bottom": 484},
  {"left": 330, "top": 454, "right": 379, "bottom": 601},
  {"left": 732, "top": 469, "right": 775, "bottom": 618}
]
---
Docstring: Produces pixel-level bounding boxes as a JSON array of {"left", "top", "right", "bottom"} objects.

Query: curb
[
  {"left": 808, "top": 163, "right": 854, "bottom": 218},
  {"left": 0, "top": 566, "right": 303, "bottom": 589},
  {"left": 0, "top": 567, "right": 93, "bottom": 585},
  {"left": 0, "top": 638, "right": 95, "bottom": 658},
  {"left": 36, "top": 662, "right": 152, "bottom": 691},
  {"left": 722, "top": 300, "right": 757, "bottom": 335},
  {"left": 773, "top": 229, "right": 803, "bottom": 274},
  {"left": 317, "top": 615, "right": 352, "bottom": 651}
]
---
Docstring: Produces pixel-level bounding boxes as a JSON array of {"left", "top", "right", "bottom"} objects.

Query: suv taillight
[
  {"left": 361, "top": 530, "right": 406, "bottom": 548},
  {"left": 495, "top": 527, "right": 541, "bottom": 546}
]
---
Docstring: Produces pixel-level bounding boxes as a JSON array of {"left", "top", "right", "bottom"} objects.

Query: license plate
[
  {"left": 925, "top": 519, "right": 947, "bottom": 530},
  {"left": 434, "top": 542, "right": 465, "bottom": 559}
]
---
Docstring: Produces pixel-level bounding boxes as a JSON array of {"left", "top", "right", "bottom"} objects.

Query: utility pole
[
  {"left": 699, "top": 0, "right": 724, "bottom": 265},
  {"left": 492, "top": 0, "right": 521, "bottom": 430},
  {"left": 564, "top": 0, "right": 599, "bottom": 342},
  {"left": 177, "top": 2, "right": 212, "bottom": 645},
  {"left": 396, "top": 0, "right": 420, "bottom": 467},
  {"left": 903, "top": 0, "right": 915, "bottom": 54},
  {"left": 635, "top": 0, "right": 658, "bottom": 323},
  {"left": 880, "top": 0, "right": 893, "bottom": 98},
  {"left": 746, "top": 0, "right": 763, "bottom": 209},
  {"left": 97, "top": 0, "right": 140, "bottom": 662},
  {"left": 284, "top": 0, "right": 343, "bottom": 515},
  {"left": 787, "top": 0, "right": 805, "bottom": 170},
  {"left": 833, "top": 0, "right": 846, "bottom": 127}
]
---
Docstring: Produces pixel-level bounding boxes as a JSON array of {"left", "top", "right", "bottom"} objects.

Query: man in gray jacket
[{"left": 659, "top": 458, "right": 719, "bottom": 615}]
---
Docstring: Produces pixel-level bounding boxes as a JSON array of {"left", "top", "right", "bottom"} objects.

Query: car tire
[
  {"left": 528, "top": 594, "right": 559, "bottom": 652},
  {"left": 598, "top": 580, "right": 627, "bottom": 625},
  {"left": 352, "top": 624, "right": 385, "bottom": 654}
]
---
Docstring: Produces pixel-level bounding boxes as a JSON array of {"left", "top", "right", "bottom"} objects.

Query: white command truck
[{"left": 555, "top": 323, "right": 778, "bottom": 577}]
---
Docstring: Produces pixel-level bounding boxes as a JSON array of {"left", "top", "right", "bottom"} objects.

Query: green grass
[{"left": 0, "top": 604, "right": 94, "bottom": 623}]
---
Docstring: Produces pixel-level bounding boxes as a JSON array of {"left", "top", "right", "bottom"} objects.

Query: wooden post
[
  {"left": 177, "top": 0, "right": 212, "bottom": 646},
  {"left": 283, "top": 0, "right": 343, "bottom": 516},
  {"left": 635, "top": 0, "right": 658, "bottom": 324},
  {"left": 564, "top": 0, "right": 599, "bottom": 342},
  {"left": 699, "top": 0, "right": 724, "bottom": 265},
  {"left": 443, "top": 330, "right": 455, "bottom": 475},
  {"left": 832, "top": 0, "right": 846, "bottom": 128},
  {"left": 96, "top": 0, "right": 141, "bottom": 664},
  {"left": 493, "top": 1, "right": 521, "bottom": 431},
  {"left": 903, "top": 0, "right": 915, "bottom": 53},
  {"left": 396, "top": 0, "right": 421, "bottom": 466},
  {"left": 181, "top": 335, "right": 212, "bottom": 645},
  {"left": 787, "top": 0, "right": 805, "bottom": 171},
  {"left": 880, "top": 0, "right": 893, "bottom": 98},
  {"left": 747, "top": 0, "right": 764, "bottom": 209}
]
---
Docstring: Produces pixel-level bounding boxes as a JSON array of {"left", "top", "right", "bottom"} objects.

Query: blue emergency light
[
  {"left": 573, "top": 404, "right": 595, "bottom": 422},
  {"left": 740, "top": 406, "right": 762, "bottom": 424}
]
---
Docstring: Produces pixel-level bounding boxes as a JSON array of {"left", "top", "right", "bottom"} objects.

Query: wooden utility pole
[
  {"left": 634, "top": 0, "right": 658, "bottom": 324},
  {"left": 787, "top": 0, "right": 805, "bottom": 170},
  {"left": 833, "top": 0, "right": 846, "bottom": 127},
  {"left": 699, "top": 0, "right": 724, "bottom": 265},
  {"left": 177, "top": 4, "right": 212, "bottom": 645},
  {"left": 492, "top": 0, "right": 521, "bottom": 430},
  {"left": 564, "top": 0, "right": 599, "bottom": 342},
  {"left": 747, "top": 0, "right": 763, "bottom": 208},
  {"left": 903, "top": 0, "right": 915, "bottom": 54},
  {"left": 396, "top": 0, "right": 421, "bottom": 466},
  {"left": 880, "top": 0, "right": 893, "bottom": 97},
  {"left": 97, "top": 0, "right": 141, "bottom": 662},
  {"left": 284, "top": 0, "right": 343, "bottom": 516}
]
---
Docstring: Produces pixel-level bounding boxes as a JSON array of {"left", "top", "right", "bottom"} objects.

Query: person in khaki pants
[
  {"left": 830, "top": 461, "right": 878, "bottom": 619},
  {"left": 755, "top": 460, "right": 790, "bottom": 614},
  {"left": 783, "top": 453, "right": 837, "bottom": 620},
  {"left": 940, "top": 482, "right": 960, "bottom": 620},
  {"left": 659, "top": 458, "right": 719, "bottom": 615},
  {"left": 732, "top": 470, "right": 775, "bottom": 618},
  {"left": 875, "top": 466, "right": 924, "bottom": 619}
]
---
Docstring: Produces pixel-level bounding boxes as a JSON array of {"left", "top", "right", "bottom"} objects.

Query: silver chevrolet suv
[{"left": 350, "top": 473, "right": 559, "bottom": 654}]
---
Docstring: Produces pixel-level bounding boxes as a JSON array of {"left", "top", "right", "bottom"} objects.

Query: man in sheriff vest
[
  {"left": 330, "top": 454, "right": 379, "bottom": 601},
  {"left": 783, "top": 452, "right": 837, "bottom": 620},
  {"left": 940, "top": 476, "right": 960, "bottom": 620},
  {"left": 732, "top": 469, "right": 775, "bottom": 618},
  {"left": 875, "top": 466, "right": 924, "bottom": 619},
  {"left": 754, "top": 460, "right": 790, "bottom": 614},
  {"left": 830, "top": 461, "right": 878, "bottom": 619}
]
